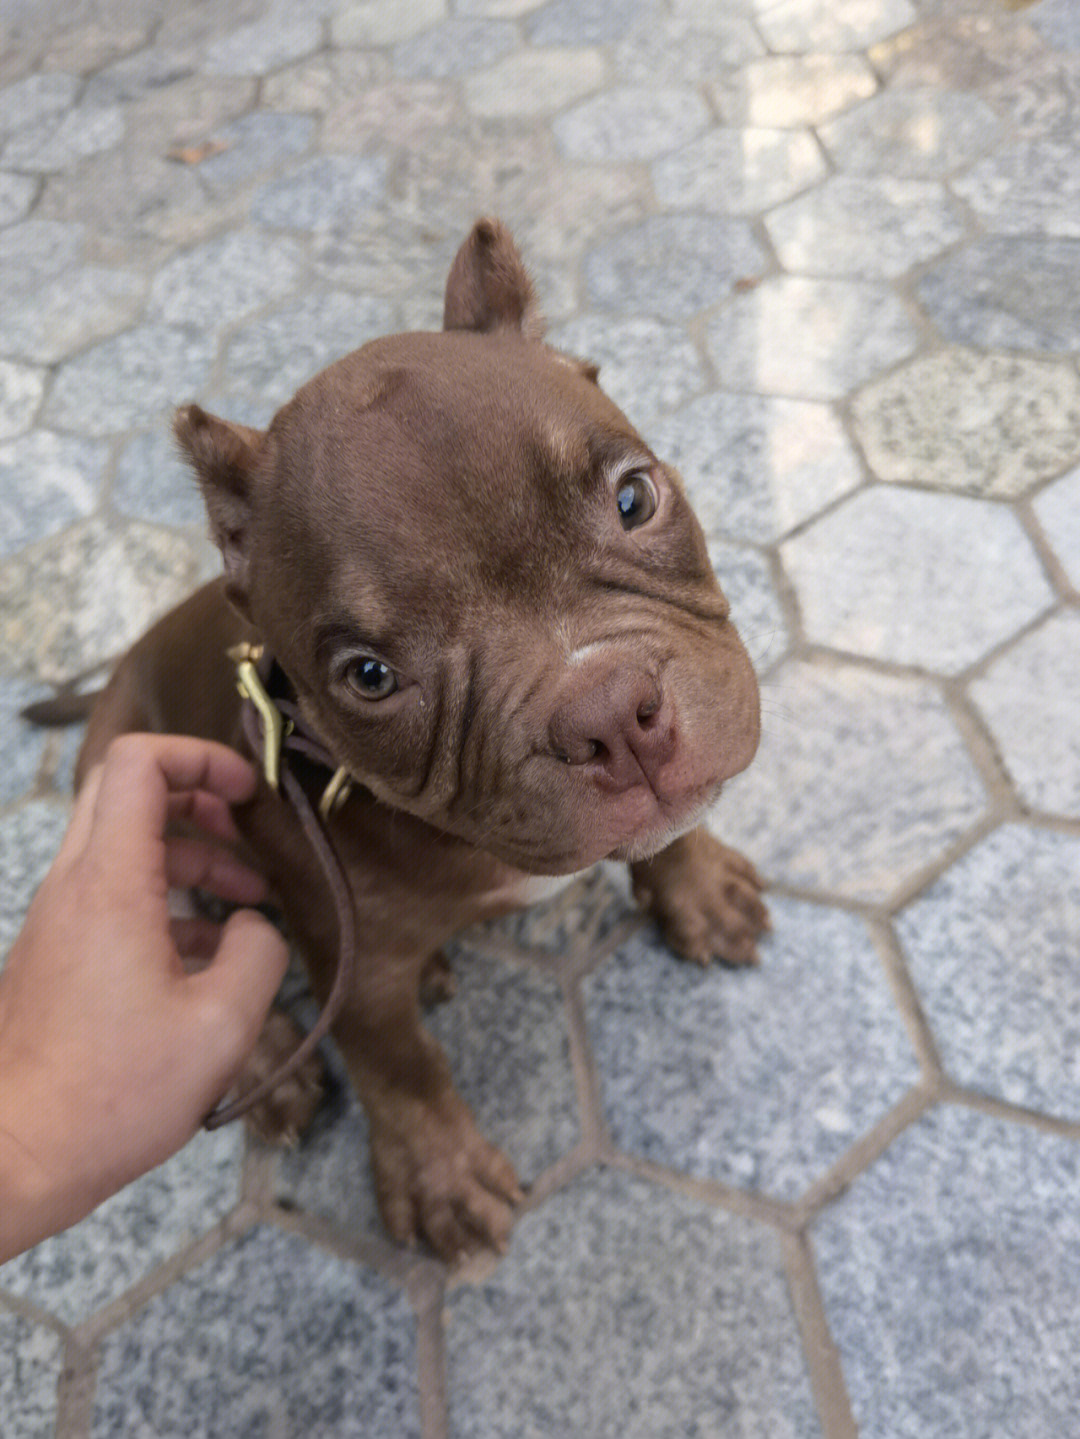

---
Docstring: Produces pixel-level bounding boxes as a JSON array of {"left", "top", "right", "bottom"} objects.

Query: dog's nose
[{"left": 548, "top": 668, "right": 675, "bottom": 791}]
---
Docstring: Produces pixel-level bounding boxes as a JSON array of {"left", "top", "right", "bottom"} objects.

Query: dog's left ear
[{"left": 443, "top": 217, "right": 544, "bottom": 340}]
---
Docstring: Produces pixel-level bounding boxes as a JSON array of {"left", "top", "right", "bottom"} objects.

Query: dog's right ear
[
  {"left": 443, "top": 217, "right": 544, "bottom": 339},
  {"left": 174, "top": 403, "right": 264, "bottom": 619}
]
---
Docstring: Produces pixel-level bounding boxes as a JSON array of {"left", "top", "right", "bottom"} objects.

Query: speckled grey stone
[
  {"left": 194, "top": 111, "right": 317, "bottom": 198},
  {"left": 852, "top": 349, "right": 1080, "bottom": 497},
  {"left": 221, "top": 289, "right": 395, "bottom": 408},
  {"left": 471, "top": 865, "right": 635, "bottom": 958},
  {"left": 82, "top": 45, "right": 199, "bottom": 104},
  {"left": 0, "top": 170, "right": 34, "bottom": 226},
  {"left": 1029, "top": 0, "right": 1080, "bottom": 52},
  {"left": 0, "top": 1126, "right": 243, "bottom": 1325},
  {"left": 446, "top": 1167, "right": 821, "bottom": 1438},
  {"left": 954, "top": 136, "right": 1080, "bottom": 240},
  {"left": 755, "top": 0, "right": 916, "bottom": 52},
  {"left": 709, "top": 538, "right": 791, "bottom": 673},
  {"left": 916, "top": 236, "right": 1080, "bottom": 351},
  {"left": 0, "top": 1309, "right": 63, "bottom": 1439},
  {"left": 586, "top": 900, "right": 918, "bottom": 1197},
  {"left": 528, "top": 0, "right": 662, "bottom": 45},
  {"left": 91, "top": 1225, "right": 420, "bottom": 1439},
  {"left": 899, "top": 824, "right": 1080, "bottom": 1113},
  {"left": 464, "top": 46, "right": 607, "bottom": 117},
  {"left": 585, "top": 214, "right": 764, "bottom": 321},
  {"left": 718, "top": 659, "right": 988, "bottom": 902},
  {"left": 813, "top": 1106, "right": 1080, "bottom": 1438},
  {"left": 202, "top": 11, "right": 323, "bottom": 76},
  {"left": 553, "top": 86, "right": 709, "bottom": 162},
  {"left": 0, "top": 801, "right": 68, "bottom": 958},
  {"left": 332, "top": 0, "right": 445, "bottom": 47},
  {"left": 0, "top": 430, "right": 105, "bottom": 558},
  {"left": 969, "top": 611, "right": 1080, "bottom": 818},
  {"left": 0, "top": 217, "right": 83, "bottom": 290},
  {"left": 648, "top": 392, "right": 861, "bottom": 545},
  {"left": 261, "top": 47, "right": 391, "bottom": 112},
  {"left": 392, "top": 17, "right": 517, "bottom": 77},
  {"left": 111, "top": 428, "right": 205, "bottom": 528},
  {"left": 0, "top": 259, "right": 146, "bottom": 366},
  {"left": 1034, "top": 466, "right": 1080, "bottom": 590},
  {"left": 707, "top": 275, "right": 920, "bottom": 399},
  {"left": 252, "top": 152, "right": 389, "bottom": 233},
  {"left": 712, "top": 53, "right": 878, "bottom": 128},
  {"left": 3, "top": 99, "right": 125, "bottom": 171},
  {"left": 652, "top": 125, "right": 826, "bottom": 214},
  {"left": 766, "top": 174, "right": 965, "bottom": 280},
  {"left": 0, "top": 517, "right": 210, "bottom": 682},
  {"left": 0, "top": 359, "right": 43, "bottom": 438},
  {"left": 548, "top": 314, "right": 705, "bottom": 428},
  {"left": 782, "top": 487, "right": 1055, "bottom": 673},
  {"left": 44, "top": 323, "right": 215, "bottom": 436},
  {"left": 0, "top": 71, "right": 78, "bottom": 140},
  {"left": 819, "top": 86, "right": 1002, "bottom": 178},
  {"left": 0, "top": 676, "right": 53, "bottom": 804},
  {"left": 147, "top": 229, "right": 306, "bottom": 332},
  {"left": 613, "top": 13, "right": 764, "bottom": 86}
]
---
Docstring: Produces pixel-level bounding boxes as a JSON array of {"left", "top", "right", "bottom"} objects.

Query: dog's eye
[
  {"left": 344, "top": 657, "right": 397, "bottom": 700},
  {"left": 615, "top": 472, "right": 658, "bottom": 531}
]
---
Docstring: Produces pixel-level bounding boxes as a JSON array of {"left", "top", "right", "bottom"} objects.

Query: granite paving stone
[
  {"left": 194, "top": 111, "right": 317, "bottom": 199},
  {"left": 0, "top": 170, "right": 35, "bottom": 226},
  {"left": 899, "top": 823, "right": 1080, "bottom": 1114},
  {"left": 648, "top": 391, "right": 862, "bottom": 545},
  {"left": 202, "top": 10, "right": 324, "bottom": 76},
  {"left": 261, "top": 48, "right": 392, "bottom": 112},
  {"left": 252, "top": 152, "right": 389, "bottom": 232},
  {"left": 585, "top": 900, "right": 919, "bottom": 1198},
  {"left": 391, "top": 18, "right": 518, "bottom": 79},
  {"left": 989, "top": 50, "right": 1080, "bottom": 146},
  {"left": 0, "top": 359, "right": 44, "bottom": 439},
  {"left": 0, "top": 1309, "right": 64, "bottom": 1439},
  {"left": 0, "top": 676, "right": 53, "bottom": 805},
  {"left": 851, "top": 349, "right": 1080, "bottom": 498},
  {"left": 1033, "top": 466, "right": 1080, "bottom": 590},
  {"left": 956, "top": 135, "right": 1080, "bottom": 241},
  {"left": 0, "top": 70, "right": 79, "bottom": 140},
  {"left": 463, "top": 46, "right": 607, "bottom": 117},
  {"left": 866, "top": 12, "right": 1045, "bottom": 93},
  {"left": 552, "top": 86, "right": 710, "bottom": 163},
  {"left": 651, "top": 125, "right": 826, "bottom": 215},
  {"left": 813, "top": 1106, "right": 1080, "bottom": 1438},
  {"left": 781, "top": 486, "right": 1055, "bottom": 673},
  {"left": 91, "top": 1226, "right": 421, "bottom": 1439},
  {"left": 706, "top": 275, "right": 921, "bottom": 399},
  {"left": 472, "top": 864, "right": 634, "bottom": 957},
  {"left": 709, "top": 537, "right": 791, "bottom": 673},
  {"left": 455, "top": 0, "right": 544, "bottom": 13},
  {"left": 82, "top": 45, "right": 203, "bottom": 104},
  {"left": 585, "top": 214, "right": 765, "bottom": 321},
  {"left": 613, "top": 13, "right": 764, "bottom": 85},
  {"left": 711, "top": 53, "right": 878, "bottom": 128},
  {"left": 0, "top": 262, "right": 147, "bottom": 367},
  {"left": 111, "top": 429, "right": 206, "bottom": 529},
  {"left": 718, "top": 659, "right": 988, "bottom": 902},
  {"left": 44, "top": 323, "right": 216, "bottom": 437},
  {"left": 2, "top": 100, "right": 125, "bottom": 172},
  {"left": 528, "top": 0, "right": 663, "bottom": 47},
  {"left": 332, "top": 0, "right": 446, "bottom": 47},
  {"left": 0, "top": 216, "right": 83, "bottom": 289},
  {"left": 765, "top": 174, "right": 965, "bottom": 280},
  {"left": 147, "top": 229, "right": 307, "bottom": 332},
  {"left": 0, "top": 431, "right": 105, "bottom": 559},
  {"left": 0, "top": 1126, "right": 244, "bottom": 1326},
  {"left": 969, "top": 610, "right": 1080, "bottom": 818},
  {"left": 916, "top": 235, "right": 1080, "bottom": 351},
  {"left": 446, "top": 1167, "right": 822, "bottom": 1438},
  {"left": 324, "top": 77, "right": 463, "bottom": 155},
  {"left": 754, "top": 0, "right": 917, "bottom": 53},
  {"left": 819, "top": 85, "right": 1002, "bottom": 177},
  {"left": 1029, "top": 0, "right": 1080, "bottom": 52},
  {"left": 0, "top": 801, "right": 69, "bottom": 957},
  {"left": 548, "top": 314, "right": 706, "bottom": 429}
]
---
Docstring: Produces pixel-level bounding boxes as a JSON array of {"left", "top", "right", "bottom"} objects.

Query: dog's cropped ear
[
  {"left": 443, "top": 217, "right": 544, "bottom": 340},
  {"left": 174, "top": 403, "right": 264, "bottom": 618}
]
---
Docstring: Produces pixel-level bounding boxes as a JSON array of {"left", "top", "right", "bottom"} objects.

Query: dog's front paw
[
  {"left": 369, "top": 1091, "right": 524, "bottom": 1263},
  {"left": 631, "top": 827, "right": 769, "bottom": 967},
  {"left": 239, "top": 1009, "right": 324, "bottom": 1146}
]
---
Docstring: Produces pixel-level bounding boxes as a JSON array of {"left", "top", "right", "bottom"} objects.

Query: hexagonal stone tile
[
  {"left": 553, "top": 86, "right": 709, "bottom": 162},
  {"left": 766, "top": 174, "right": 965, "bottom": 280},
  {"left": 0, "top": 801, "right": 69, "bottom": 958},
  {"left": 463, "top": 46, "right": 607, "bottom": 117},
  {"left": 916, "top": 236, "right": 1080, "bottom": 351},
  {"left": 652, "top": 126, "right": 826, "bottom": 215},
  {"left": 44, "top": 324, "right": 215, "bottom": 437},
  {"left": 648, "top": 392, "right": 861, "bottom": 545},
  {"left": 91, "top": 1226, "right": 420, "bottom": 1438},
  {"left": 1034, "top": 467, "right": 1080, "bottom": 591},
  {"left": 852, "top": 349, "right": 1080, "bottom": 498},
  {"left": 446, "top": 1168, "right": 822, "bottom": 1438},
  {"left": 718, "top": 659, "right": 988, "bottom": 903},
  {"left": 819, "top": 86, "right": 1002, "bottom": 178},
  {"left": 954, "top": 135, "right": 1080, "bottom": 241},
  {"left": 613, "top": 13, "right": 764, "bottom": 86},
  {"left": 813, "top": 1106, "right": 1080, "bottom": 1437},
  {"left": 709, "top": 537, "right": 792, "bottom": 673},
  {"left": 754, "top": 0, "right": 916, "bottom": 52},
  {"left": 0, "top": 430, "right": 105, "bottom": 558},
  {"left": 0, "top": 518, "right": 212, "bottom": 683},
  {"left": 0, "top": 1308, "right": 63, "bottom": 1439},
  {"left": 585, "top": 900, "right": 919, "bottom": 1198},
  {"left": 147, "top": 229, "right": 306, "bottom": 332},
  {"left": 0, "top": 217, "right": 83, "bottom": 290},
  {"left": 1028, "top": 0, "right": 1080, "bottom": 51},
  {"left": 782, "top": 487, "right": 1054, "bottom": 674},
  {"left": 0, "top": 170, "right": 35, "bottom": 226},
  {"left": 548, "top": 314, "right": 706, "bottom": 429},
  {"left": 2, "top": 99, "right": 125, "bottom": 171},
  {"left": 706, "top": 276, "right": 920, "bottom": 400},
  {"left": 202, "top": 12, "right": 323, "bottom": 76},
  {"left": 899, "top": 823, "right": 1080, "bottom": 1113},
  {"left": 261, "top": 48, "right": 391, "bottom": 112},
  {"left": 0, "top": 359, "right": 44, "bottom": 439},
  {"left": 392, "top": 16, "right": 518, "bottom": 77},
  {"left": 194, "top": 112, "right": 317, "bottom": 200},
  {"left": 867, "top": 11, "right": 1046, "bottom": 92},
  {"left": 0, "top": 71, "right": 78, "bottom": 140},
  {"left": 585, "top": 214, "right": 764, "bottom": 321},
  {"left": 252, "top": 153, "right": 389, "bottom": 233},
  {"left": 0, "top": 260, "right": 147, "bottom": 367},
  {"left": 711, "top": 53, "right": 878, "bottom": 128},
  {"left": 0, "top": 1125, "right": 243, "bottom": 1325},
  {"left": 969, "top": 611, "right": 1080, "bottom": 818},
  {"left": 528, "top": 0, "right": 662, "bottom": 45},
  {"left": 111, "top": 429, "right": 205, "bottom": 528},
  {"left": 333, "top": 0, "right": 445, "bottom": 46}
]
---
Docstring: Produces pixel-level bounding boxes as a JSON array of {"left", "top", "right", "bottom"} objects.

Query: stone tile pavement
[{"left": 1, "top": 0, "right": 1078, "bottom": 1433}]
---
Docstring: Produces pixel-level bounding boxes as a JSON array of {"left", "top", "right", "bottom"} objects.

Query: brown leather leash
[{"left": 204, "top": 645, "right": 357, "bottom": 1130}]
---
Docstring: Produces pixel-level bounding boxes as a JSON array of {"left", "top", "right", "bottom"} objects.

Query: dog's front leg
[{"left": 629, "top": 826, "right": 769, "bottom": 967}]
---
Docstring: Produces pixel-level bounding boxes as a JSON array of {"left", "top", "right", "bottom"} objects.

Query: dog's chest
[{"left": 474, "top": 866, "right": 591, "bottom": 920}]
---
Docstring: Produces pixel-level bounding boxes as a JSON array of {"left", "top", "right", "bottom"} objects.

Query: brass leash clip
[{"left": 228, "top": 642, "right": 287, "bottom": 790}]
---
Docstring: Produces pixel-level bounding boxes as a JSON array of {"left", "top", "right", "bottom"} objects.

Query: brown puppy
[{"left": 76, "top": 219, "right": 766, "bottom": 1260}]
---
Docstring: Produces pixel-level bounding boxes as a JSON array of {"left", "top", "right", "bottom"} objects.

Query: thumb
[{"left": 191, "top": 909, "right": 290, "bottom": 1068}]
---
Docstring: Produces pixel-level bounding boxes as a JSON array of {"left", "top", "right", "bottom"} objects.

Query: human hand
[{"left": 0, "top": 735, "right": 288, "bottom": 1259}]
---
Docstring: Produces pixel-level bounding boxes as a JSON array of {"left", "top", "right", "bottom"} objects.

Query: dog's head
[{"left": 175, "top": 219, "right": 759, "bottom": 873}]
